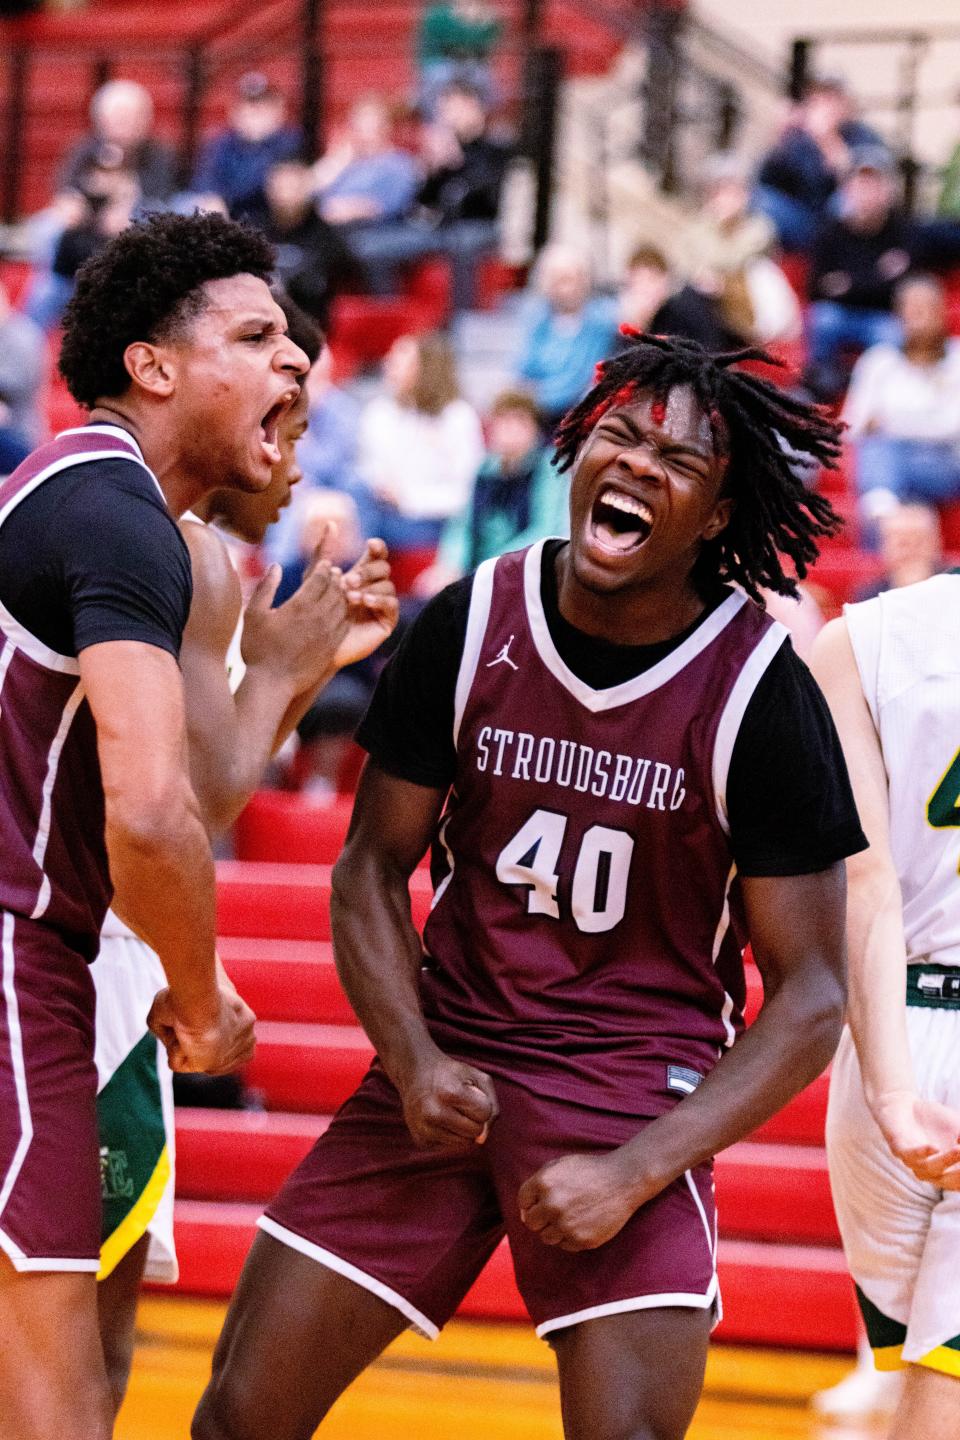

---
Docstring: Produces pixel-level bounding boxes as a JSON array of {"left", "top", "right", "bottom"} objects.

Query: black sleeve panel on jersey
[
  {"left": 62, "top": 467, "right": 192, "bottom": 658},
  {"left": 0, "top": 458, "right": 192, "bottom": 660},
  {"left": 727, "top": 640, "right": 868, "bottom": 877},
  {"left": 355, "top": 576, "right": 473, "bottom": 789}
]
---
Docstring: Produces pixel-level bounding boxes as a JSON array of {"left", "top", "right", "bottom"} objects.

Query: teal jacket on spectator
[
  {"left": 517, "top": 296, "right": 618, "bottom": 419},
  {"left": 438, "top": 445, "right": 569, "bottom": 573}
]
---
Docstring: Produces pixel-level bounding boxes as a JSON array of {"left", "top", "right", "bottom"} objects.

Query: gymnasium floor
[{"left": 117, "top": 1297, "right": 885, "bottom": 1440}]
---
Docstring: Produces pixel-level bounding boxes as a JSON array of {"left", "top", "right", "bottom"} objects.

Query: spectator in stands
[
  {"left": 804, "top": 148, "right": 909, "bottom": 401},
  {"left": 248, "top": 160, "right": 361, "bottom": 328},
  {"left": 417, "top": 80, "right": 511, "bottom": 310},
  {"left": 311, "top": 96, "right": 419, "bottom": 293},
  {"left": 685, "top": 153, "right": 802, "bottom": 346},
  {"left": 191, "top": 72, "right": 303, "bottom": 222},
  {"left": 844, "top": 273, "right": 960, "bottom": 521},
  {"left": 357, "top": 331, "right": 484, "bottom": 550},
  {"left": 49, "top": 163, "right": 140, "bottom": 291},
  {"left": 417, "top": 0, "right": 502, "bottom": 117},
  {"left": 60, "top": 79, "right": 176, "bottom": 204},
  {"left": 417, "top": 390, "right": 569, "bottom": 595},
  {"left": 616, "top": 245, "right": 734, "bottom": 352},
  {"left": 516, "top": 243, "right": 617, "bottom": 427},
  {"left": 0, "top": 277, "right": 45, "bottom": 446},
  {"left": 852, "top": 500, "right": 943, "bottom": 602},
  {"left": 276, "top": 490, "right": 380, "bottom": 796},
  {"left": 24, "top": 78, "right": 174, "bottom": 328},
  {"left": 755, "top": 76, "right": 883, "bottom": 252},
  {"left": 266, "top": 344, "right": 370, "bottom": 565}
]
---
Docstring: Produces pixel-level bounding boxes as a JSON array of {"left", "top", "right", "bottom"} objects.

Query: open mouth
[
  {"left": 589, "top": 485, "right": 654, "bottom": 555},
  {"left": 258, "top": 394, "right": 293, "bottom": 466}
]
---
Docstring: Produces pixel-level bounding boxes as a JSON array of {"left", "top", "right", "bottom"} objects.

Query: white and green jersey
[
  {"left": 94, "top": 512, "right": 245, "bottom": 1279},
  {"left": 845, "top": 573, "right": 960, "bottom": 969}
]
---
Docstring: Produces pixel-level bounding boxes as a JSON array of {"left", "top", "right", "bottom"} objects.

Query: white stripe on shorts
[{"left": 257, "top": 1215, "right": 440, "bottom": 1340}]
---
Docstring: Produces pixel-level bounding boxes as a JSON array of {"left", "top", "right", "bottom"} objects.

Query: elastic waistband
[{"left": 906, "top": 964, "right": 960, "bottom": 1009}]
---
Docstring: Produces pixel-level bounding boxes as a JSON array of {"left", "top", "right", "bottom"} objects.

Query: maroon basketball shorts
[
  {"left": 261, "top": 1064, "right": 719, "bottom": 1340},
  {"left": 0, "top": 912, "right": 101, "bottom": 1272}
]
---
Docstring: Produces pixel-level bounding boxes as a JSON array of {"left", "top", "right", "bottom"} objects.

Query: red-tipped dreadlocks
[{"left": 552, "top": 332, "right": 844, "bottom": 601}]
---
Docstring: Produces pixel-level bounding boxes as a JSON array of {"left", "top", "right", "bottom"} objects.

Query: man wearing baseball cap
[{"left": 191, "top": 71, "right": 303, "bottom": 221}]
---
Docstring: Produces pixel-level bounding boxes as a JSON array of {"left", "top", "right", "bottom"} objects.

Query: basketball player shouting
[
  {"left": 0, "top": 212, "right": 325, "bottom": 1440},
  {"left": 195, "top": 335, "right": 867, "bottom": 1440},
  {"left": 813, "top": 581, "right": 960, "bottom": 1440},
  {"left": 93, "top": 295, "right": 397, "bottom": 1418}
]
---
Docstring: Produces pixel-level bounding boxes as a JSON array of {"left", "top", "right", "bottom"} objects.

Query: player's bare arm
[
  {"left": 179, "top": 519, "right": 349, "bottom": 836},
  {"left": 80, "top": 639, "right": 255, "bottom": 1074},
  {"left": 519, "top": 864, "right": 847, "bottom": 1251},
  {"left": 812, "top": 617, "right": 960, "bottom": 1188},
  {"left": 330, "top": 762, "right": 498, "bottom": 1148}
]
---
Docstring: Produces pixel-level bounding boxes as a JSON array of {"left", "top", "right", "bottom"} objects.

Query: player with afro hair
[{"left": 59, "top": 210, "right": 275, "bottom": 409}]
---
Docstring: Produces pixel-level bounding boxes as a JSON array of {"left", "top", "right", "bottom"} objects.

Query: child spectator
[
  {"left": 516, "top": 243, "right": 617, "bottom": 427},
  {"left": 844, "top": 274, "right": 960, "bottom": 519},
  {"left": 357, "top": 331, "right": 484, "bottom": 550},
  {"left": 191, "top": 73, "right": 303, "bottom": 222},
  {"left": 417, "top": 390, "right": 568, "bottom": 594}
]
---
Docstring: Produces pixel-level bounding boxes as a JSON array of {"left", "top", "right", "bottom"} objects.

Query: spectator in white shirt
[
  {"left": 357, "top": 331, "right": 484, "bottom": 550},
  {"left": 843, "top": 274, "right": 960, "bottom": 525}
]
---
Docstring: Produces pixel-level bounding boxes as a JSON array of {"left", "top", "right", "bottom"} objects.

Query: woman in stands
[{"left": 356, "top": 330, "right": 484, "bottom": 554}]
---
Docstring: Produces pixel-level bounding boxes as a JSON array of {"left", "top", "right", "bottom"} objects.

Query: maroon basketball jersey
[
  {"left": 421, "top": 540, "right": 789, "bottom": 1114},
  {"left": 0, "top": 426, "right": 157, "bottom": 952}
]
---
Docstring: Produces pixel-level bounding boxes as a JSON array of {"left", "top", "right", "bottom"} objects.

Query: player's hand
[
  {"left": 398, "top": 1049, "right": 499, "bottom": 1151},
  {"left": 518, "top": 1151, "right": 640, "bottom": 1251},
  {"left": 873, "top": 1090, "right": 960, "bottom": 1189},
  {"left": 147, "top": 982, "right": 256, "bottom": 1076},
  {"left": 241, "top": 532, "right": 349, "bottom": 692},
  {"left": 335, "top": 539, "right": 399, "bottom": 668}
]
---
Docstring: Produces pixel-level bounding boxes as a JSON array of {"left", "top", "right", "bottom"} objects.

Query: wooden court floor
[{"left": 117, "top": 1297, "right": 887, "bottom": 1440}]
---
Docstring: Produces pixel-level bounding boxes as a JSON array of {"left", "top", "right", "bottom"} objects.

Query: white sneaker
[{"left": 811, "top": 1363, "right": 902, "bottom": 1418}]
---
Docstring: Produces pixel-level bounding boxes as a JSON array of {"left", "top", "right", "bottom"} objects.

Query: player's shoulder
[{"left": 179, "top": 516, "right": 241, "bottom": 610}]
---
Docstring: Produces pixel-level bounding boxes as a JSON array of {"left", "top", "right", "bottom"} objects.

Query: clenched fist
[
  {"left": 148, "top": 980, "right": 256, "bottom": 1076},
  {"left": 518, "top": 1151, "right": 640, "bottom": 1252},
  {"left": 398, "top": 1050, "right": 499, "bottom": 1151}
]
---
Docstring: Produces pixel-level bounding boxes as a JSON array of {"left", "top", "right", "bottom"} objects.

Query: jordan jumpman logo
[{"left": 486, "top": 635, "right": 519, "bottom": 671}]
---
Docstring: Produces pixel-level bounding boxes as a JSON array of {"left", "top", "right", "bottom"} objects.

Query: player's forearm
[
  {"left": 613, "top": 963, "right": 845, "bottom": 1204},
  {"left": 106, "top": 782, "right": 219, "bottom": 1019},
  {"left": 844, "top": 853, "right": 914, "bottom": 1108},
  {"left": 192, "top": 667, "right": 320, "bottom": 837},
  {"left": 270, "top": 668, "right": 339, "bottom": 757},
  {"left": 330, "top": 849, "right": 439, "bottom": 1087}
]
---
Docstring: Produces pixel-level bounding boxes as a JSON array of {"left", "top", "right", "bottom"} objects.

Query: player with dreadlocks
[{"left": 195, "top": 334, "right": 867, "bottom": 1440}]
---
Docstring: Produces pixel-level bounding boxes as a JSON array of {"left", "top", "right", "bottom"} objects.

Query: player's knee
[{"left": 193, "top": 1375, "right": 267, "bottom": 1440}]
